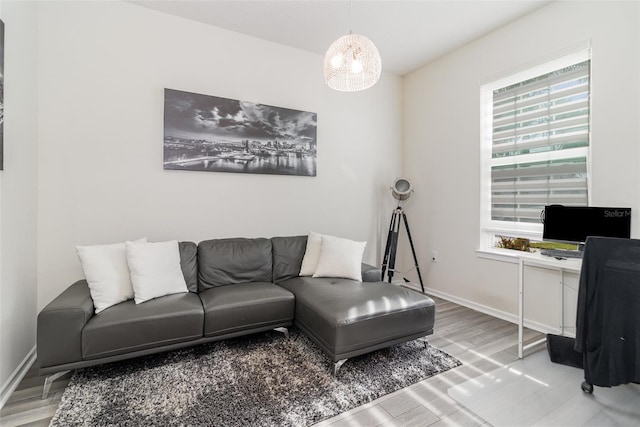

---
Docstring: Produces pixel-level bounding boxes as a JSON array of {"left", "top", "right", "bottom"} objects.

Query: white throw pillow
[
  {"left": 312, "top": 235, "right": 367, "bottom": 281},
  {"left": 126, "top": 240, "right": 188, "bottom": 304},
  {"left": 77, "top": 237, "right": 147, "bottom": 314},
  {"left": 299, "top": 231, "right": 326, "bottom": 276}
]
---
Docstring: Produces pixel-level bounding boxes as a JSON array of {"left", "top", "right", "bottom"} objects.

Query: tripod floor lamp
[{"left": 381, "top": 178, "right": 425, "bottom": 292}]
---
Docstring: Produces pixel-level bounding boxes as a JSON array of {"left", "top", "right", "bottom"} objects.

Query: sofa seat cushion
[
  {"left": 200, "top": 282, "right": 294, "bottom": 338},
  {"left": 82, "top": 292, "right": 204, "bottom": 360},
  {"left": 277, "top": 277, "right": 435, "bottom": 361}
]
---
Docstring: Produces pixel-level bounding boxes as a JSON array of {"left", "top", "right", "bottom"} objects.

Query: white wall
[
  {"left": 37, "top": 1, "right": 403, "bottom": 309},
  {"left": 402, "top": 1, "right": 640, "bottom": 316},
  {"left": 0, "top": 0, "right": 39, "bottom": 403}
]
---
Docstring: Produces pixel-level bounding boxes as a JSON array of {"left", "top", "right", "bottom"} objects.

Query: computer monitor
[{"left": 542, "top": 205, "right": 631, "bottom": 244}]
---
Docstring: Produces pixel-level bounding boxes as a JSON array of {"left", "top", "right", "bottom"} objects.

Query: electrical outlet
[{"left": 431, "top": 251, "right": 438, "bottom": 263}]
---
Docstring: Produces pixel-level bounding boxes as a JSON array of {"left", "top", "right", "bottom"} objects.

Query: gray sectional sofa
[{"left": 37, "top": 235, "right": 436, "bottom": 398}]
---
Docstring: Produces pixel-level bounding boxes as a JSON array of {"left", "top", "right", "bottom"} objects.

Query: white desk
[{"left": 518, "top": 254, "right": 582, "bottom": 358}]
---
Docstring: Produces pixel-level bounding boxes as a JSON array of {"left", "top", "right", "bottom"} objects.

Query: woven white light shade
[{"left": 323, "top": 33, "right": 381, "bottom": 92}]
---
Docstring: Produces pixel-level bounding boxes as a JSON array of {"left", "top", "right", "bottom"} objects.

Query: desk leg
[
  {"left": 518, "top": 258, "right": 524, "bottom": 359},
  {"left": 560, "top": 272, "right": 565, "bottom": 336}
]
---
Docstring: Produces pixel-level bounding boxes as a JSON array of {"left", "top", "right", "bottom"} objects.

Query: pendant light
[{"left": 323, "top": 1, "right": 381, "bottom": 92}]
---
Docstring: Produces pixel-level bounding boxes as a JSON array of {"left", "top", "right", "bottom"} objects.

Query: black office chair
[{"left": 575, "top": 236, "right": 640, "bottom": 394}]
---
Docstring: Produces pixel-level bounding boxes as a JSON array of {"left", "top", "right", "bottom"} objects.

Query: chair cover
[{"left": 575, "top": 236, "right": 640, "bottom": 387}]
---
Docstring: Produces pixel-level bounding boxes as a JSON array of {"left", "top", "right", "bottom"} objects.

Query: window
[{"left": 480, "top": 50, "right": 591, "bottom": 250}]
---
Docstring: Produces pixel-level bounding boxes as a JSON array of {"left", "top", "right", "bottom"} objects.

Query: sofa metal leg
[
  {"left": 333, "top": 359, "right": 348, "bottom": 377},
  {"left": 42, "top": 370, "right": 70, "bottom": 399},
  {"left": 273, "top": 327, "right": 289, "bottom": 339}
]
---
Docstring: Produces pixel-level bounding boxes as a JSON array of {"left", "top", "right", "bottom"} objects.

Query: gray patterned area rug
[{"left": 51, "top": 329, "right": 460, "bottom": 426}]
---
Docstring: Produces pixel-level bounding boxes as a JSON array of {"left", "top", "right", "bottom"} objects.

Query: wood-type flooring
[{"left": 1, "top": 295, "right": 548, "bottom": 427}]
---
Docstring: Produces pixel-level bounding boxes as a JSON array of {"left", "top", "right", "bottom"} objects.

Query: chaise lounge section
[
  {"left": 271, "top": 235, "right": 435, "bottom": 372},
  {"left": 278, "top": 277, "right": 435, "bottom": 371}
]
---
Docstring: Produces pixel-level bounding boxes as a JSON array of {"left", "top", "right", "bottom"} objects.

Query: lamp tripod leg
[
  {"left": 381, "top": 211, "right": 397, "bottom": 280},
  {"left": 387, "top": 211, "right": 402, "bottom": 283},
  {"left": 402, "top": 212, "right": 425, "bottom": 293}
]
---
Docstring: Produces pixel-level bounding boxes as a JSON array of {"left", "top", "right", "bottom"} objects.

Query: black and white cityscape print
[{"left": 163, "top": 89, "right": 317, "bottom": 176}]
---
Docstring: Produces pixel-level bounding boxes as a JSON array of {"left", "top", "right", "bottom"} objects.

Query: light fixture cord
[{"left": 349, "top": 0, "right": 352, "bottom": 34}]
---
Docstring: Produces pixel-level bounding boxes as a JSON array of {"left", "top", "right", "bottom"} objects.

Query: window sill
[{"left": 475, "top": 248, "right": 546, "bottom": 264}]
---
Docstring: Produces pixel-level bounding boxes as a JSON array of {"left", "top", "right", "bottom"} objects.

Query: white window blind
[{"left": 490, "top": 59, "right": 590, "bottom": 224}]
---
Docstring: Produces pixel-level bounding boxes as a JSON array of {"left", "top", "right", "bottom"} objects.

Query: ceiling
[{"left": 130, "top": 0, "right": 553, "bottom": 76}]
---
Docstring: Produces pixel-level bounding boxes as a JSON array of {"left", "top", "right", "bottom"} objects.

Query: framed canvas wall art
[{"left": 163, "top": 89, "right": 317, "bottom": 177}]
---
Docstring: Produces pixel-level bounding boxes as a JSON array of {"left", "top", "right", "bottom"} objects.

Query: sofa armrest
[
  {"left": 361, "top": 263, "right": 382, "bottom": 282},
  {"left": 37, "top": 280, "right": 94, "bottom": 370}
]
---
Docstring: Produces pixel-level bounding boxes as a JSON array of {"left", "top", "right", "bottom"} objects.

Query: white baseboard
[
  {"left": 403, "top": 283, "right": 561, "bottom": 335},
  {"left": 0, "top": 346, "right": 37, "bottom": 410}
]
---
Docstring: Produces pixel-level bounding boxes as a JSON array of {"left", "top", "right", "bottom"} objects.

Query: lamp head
[{"left": 391, "top": 178, "right": 413, "bottom": 201}]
